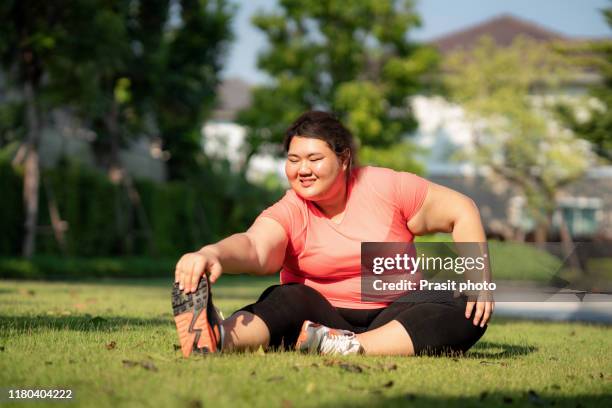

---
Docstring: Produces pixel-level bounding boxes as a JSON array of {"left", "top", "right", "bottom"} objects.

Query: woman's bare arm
[
  {"left": 201, "top": 217, "right": 288, "bottom": 276},
  {"left": 176, "top": 217, "right": 288, "bottom": 293},
  {"left": 407, "top": 182, "right": 494, "bottom": 327},
  {"left": 407, "top": 182, "right": 485, "bottom": 240}
]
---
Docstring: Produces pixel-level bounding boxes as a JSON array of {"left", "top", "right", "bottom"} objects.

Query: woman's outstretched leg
[
  {"left": 173, "top": 279, "right": 354, "bottom": 356},
  {"left": 233, "top": 283, "right": 355, "bottom": 350}
]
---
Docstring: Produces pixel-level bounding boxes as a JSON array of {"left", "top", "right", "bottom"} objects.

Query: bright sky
[{"left": 222, "top": 0, "right": 611, "bottom": 84}]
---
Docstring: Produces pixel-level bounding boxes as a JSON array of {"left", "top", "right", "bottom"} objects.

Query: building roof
[{"left": 429, "top": 14, "right": 569, "bottom": 54}]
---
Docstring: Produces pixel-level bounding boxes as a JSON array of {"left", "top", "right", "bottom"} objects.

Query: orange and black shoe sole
[{"left": 171, "top": 277, "right": 219, "bottom": 357}]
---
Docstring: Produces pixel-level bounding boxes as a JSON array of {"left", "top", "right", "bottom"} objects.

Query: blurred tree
[
  {"left": 0, "top": 0, "right": 233, "bottom": 257},
  {"left": 53, "top": 0, "right": 233, "bottom": 180},
  {"left": 46, "top": 1, "right": 137, "bottom": 175},
  {"left": 155, "top": 0, "right": 234, "bottom": 179},
  {"left": 0, "top": 0, "right": 93, "bottom": 257},
  {"left": 237, "top": 0, "right": 438, "bottom": 173},
  {"left": 445, "top": 37, "right": 595, "bottom": 242},
  {"left": 556, "top": 6, "right": 612, "bottom": 162},
  {"left": 46, "top": 1, "right": 168, "bottom": 255}
]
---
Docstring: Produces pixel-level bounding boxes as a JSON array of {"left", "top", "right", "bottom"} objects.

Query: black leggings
[{"left": 237, "top": 283, "right": 487, "bottom": 355}]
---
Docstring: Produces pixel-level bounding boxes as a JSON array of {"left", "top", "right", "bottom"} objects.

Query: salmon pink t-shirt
[{"left": 257, "top": 166, "right": 429, "bottom": 309}]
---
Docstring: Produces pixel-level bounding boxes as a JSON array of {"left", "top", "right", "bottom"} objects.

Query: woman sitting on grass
[{"left": 172, "top": 110, "right": 493, "bottom": 357}]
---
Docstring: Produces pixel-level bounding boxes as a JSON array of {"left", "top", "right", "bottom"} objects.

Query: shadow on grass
[
  {"left": 0, "top": 288, "right": 17, "bottom": 294},
  {"left": 465, "top": 341, "right": 537, "bottom": 359},
  {"left": 318, "top": 393, "right": 611, "bottom": 408},
  {"left": 0, "top": 314, "right": 170, "bottom": 333}
]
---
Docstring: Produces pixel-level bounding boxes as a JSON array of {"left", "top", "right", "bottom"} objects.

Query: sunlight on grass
[{"left": 1, "top": 277, "right": 611, "bottom": 407}]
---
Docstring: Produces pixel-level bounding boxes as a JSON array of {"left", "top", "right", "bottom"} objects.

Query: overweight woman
[{"left": 172, "top": 111, "right": 493, "bottom": 357}]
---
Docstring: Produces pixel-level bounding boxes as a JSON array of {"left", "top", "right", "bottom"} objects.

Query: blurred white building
[{"left": 203, "top": 78, "right": 287, "bottom": 184}]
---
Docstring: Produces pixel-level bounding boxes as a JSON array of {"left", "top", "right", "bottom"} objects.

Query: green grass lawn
[{"left": 0, "top": 276, "right": 611, "bottom": 407}]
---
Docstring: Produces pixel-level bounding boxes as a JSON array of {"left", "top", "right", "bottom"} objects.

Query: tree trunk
[
  {"left": 558, "top": 212, "right": 584, "bottom": 275},
  {"left": 103, "top": 101, "right": 153, "bottom": 255},
  {"left": 43, "top": 175, "right": 67, "bottom": 253},
  {"left": 534, "top": 223, "right": 547, "bottom": 245},
  {"left": 104, "top": 101, "right": 122, "bottom": 182},
  {"left": 21, "top": 80, "right": 41, "bottom": 258}
]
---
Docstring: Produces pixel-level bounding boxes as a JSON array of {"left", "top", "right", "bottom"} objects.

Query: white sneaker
[{"left": 295, "top": 320, "right": 363, "bottom": 355}]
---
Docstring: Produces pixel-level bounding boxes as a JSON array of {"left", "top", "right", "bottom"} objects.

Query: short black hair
[{"left": 284, "top": 110, "right": 357, "bottom": 170}]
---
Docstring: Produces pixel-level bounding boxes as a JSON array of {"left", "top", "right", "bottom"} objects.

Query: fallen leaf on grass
[
  {"left": 105, "top": 341, "right": 117, "bottom": 350},
  {"left": 281, "top": 399, "right": 292, "bottom": 408},
  {"left": 340, "top": 363, "right": 363, "bottom": 373},
  {"left": 122, "top": 359, "right": 158, "bottom": 372},
  {"left": 140, "top": 360, "right": 158, "bottom": 372},
  {"left": 480, "top": 361, "right": 508, "bottom": 367},
  {"left": 188, "top": 400, "right": 202, "bottom": 408},
  {"left": 323, "top": 358, "right": 341, "bottom": 366},
  {"left": 378, "top": 363, "right": 398, "bottom": 371},
  {"left": 349, "top": 381, "right": 394, "bottom": 392},
  {"left": 323, "top": 358, "right": 365, "bottom": 373},
  {"left": 266, "top": 375, "right": 284, "bottom": 382}
]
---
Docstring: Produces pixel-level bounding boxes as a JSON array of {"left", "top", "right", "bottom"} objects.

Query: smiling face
[{"left": 285, "top": 136, "right": 349, "bottom": 202}]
